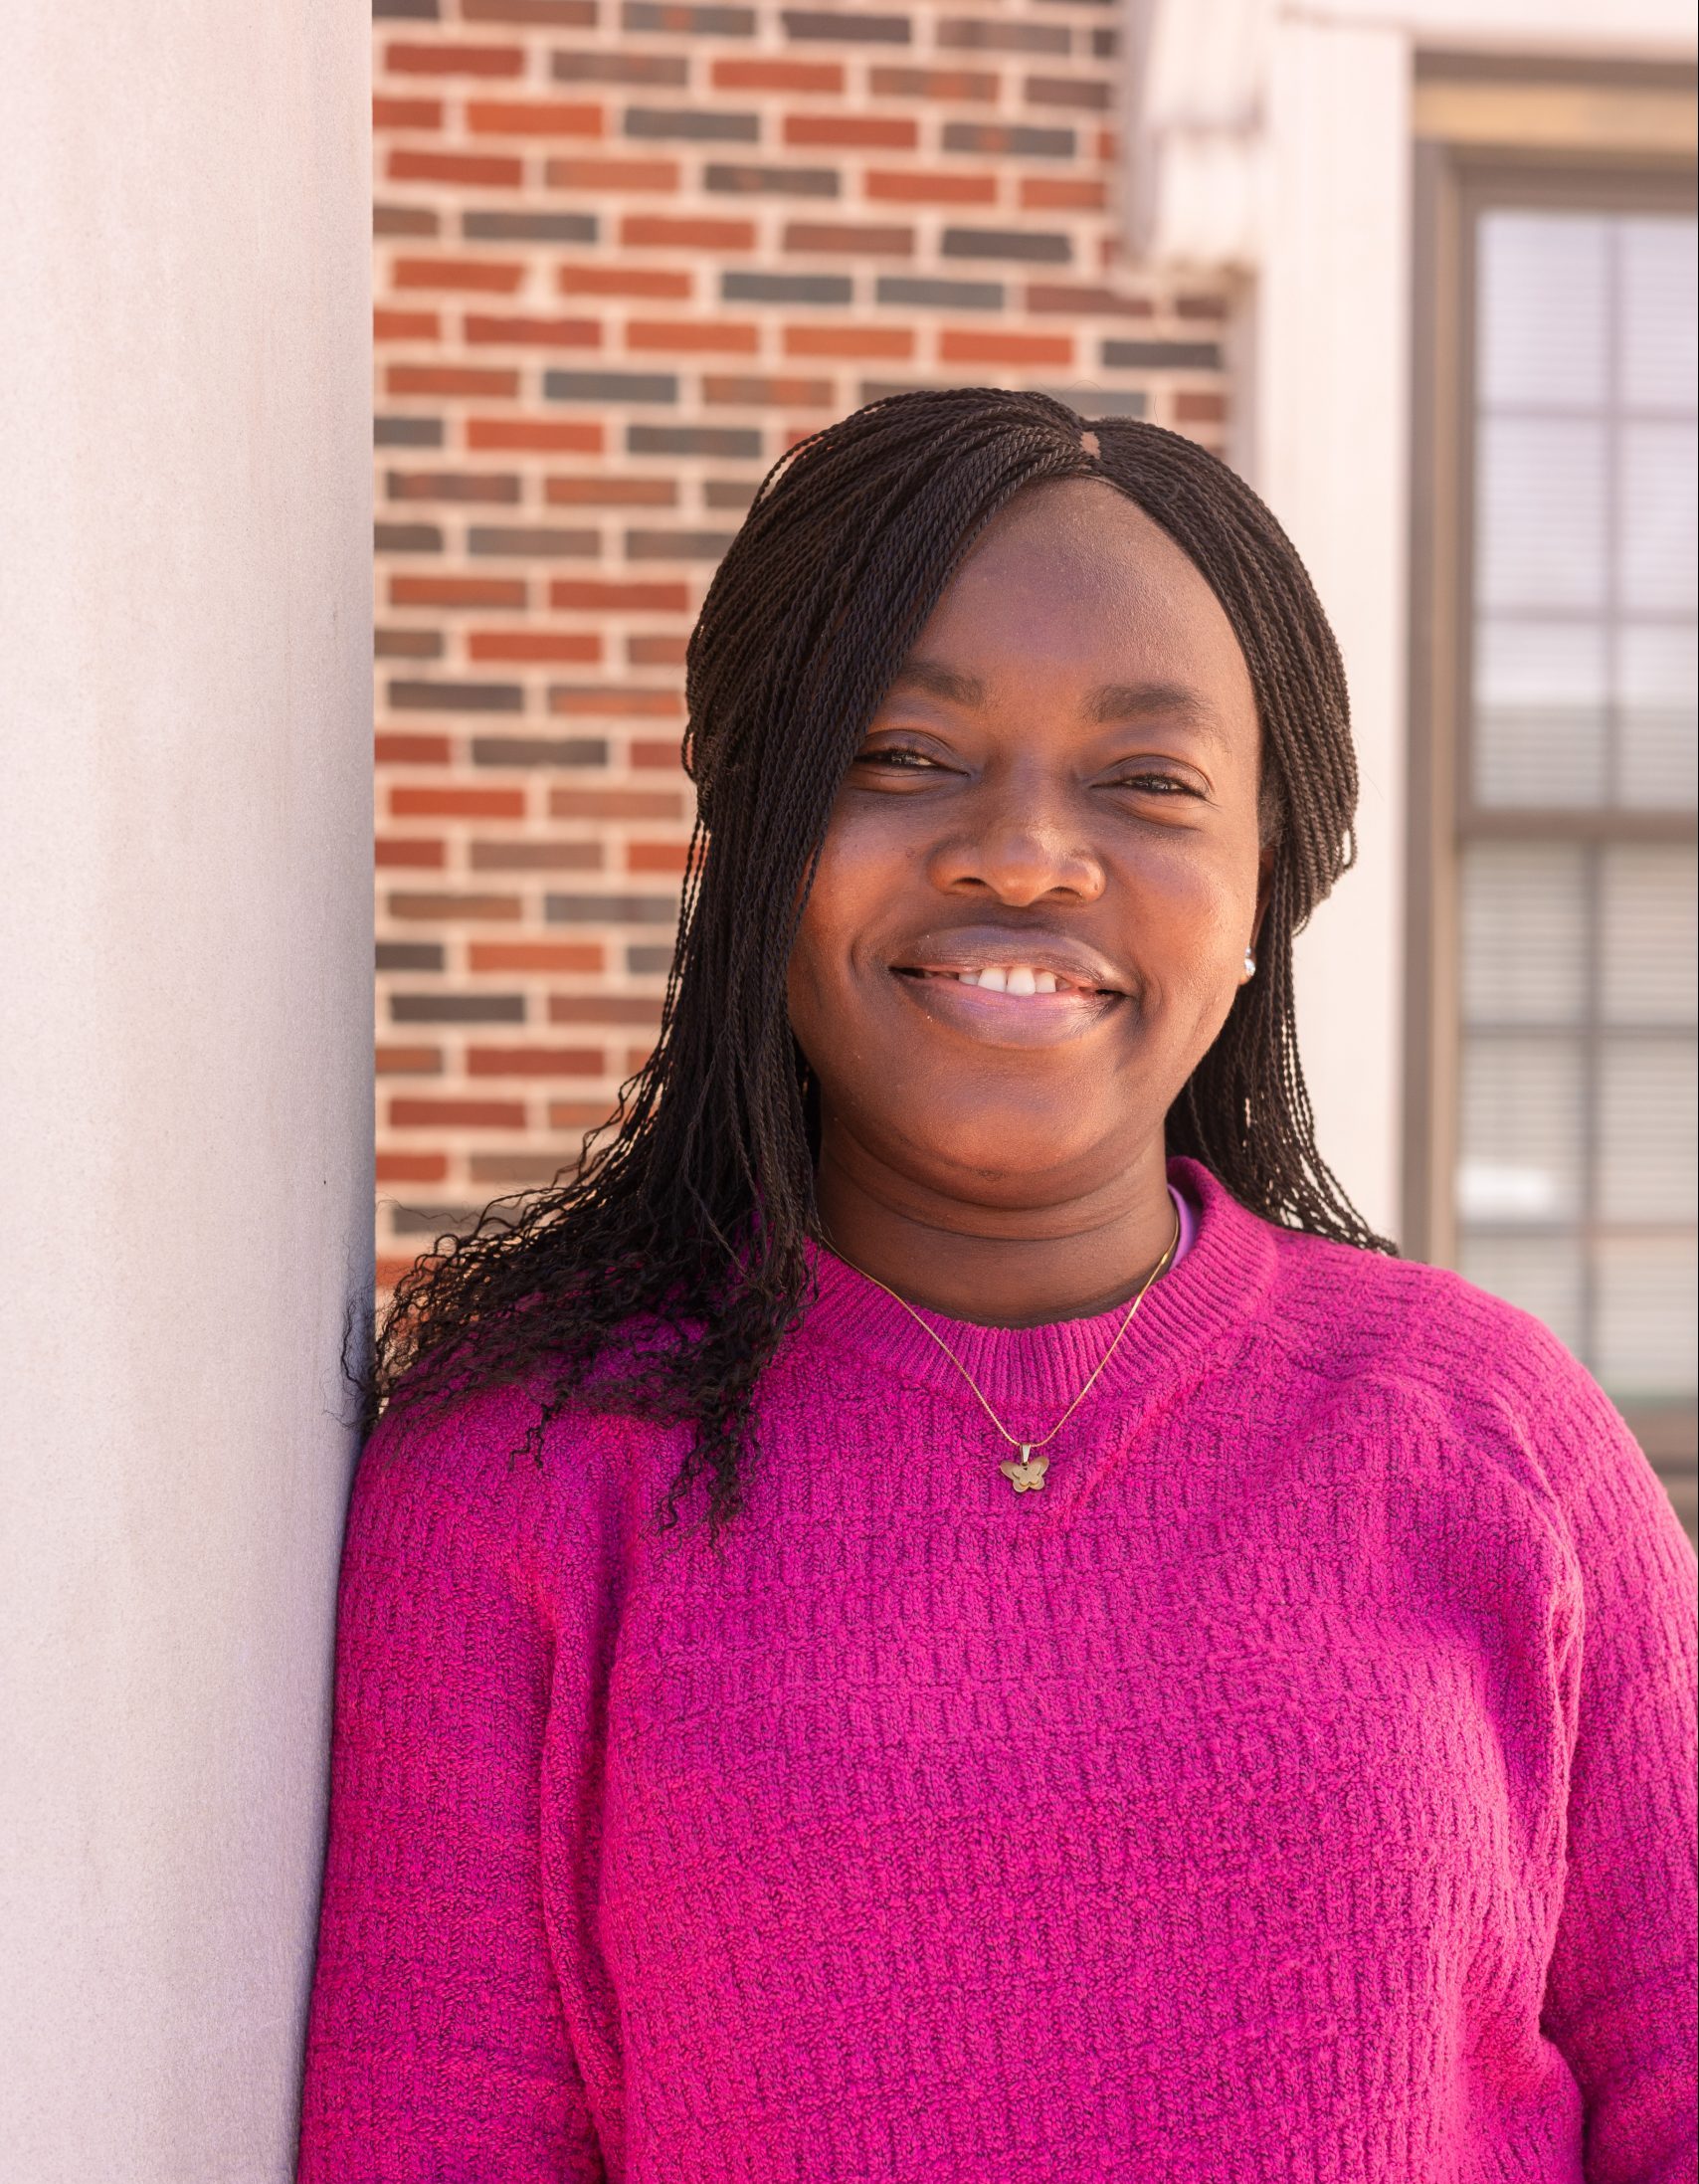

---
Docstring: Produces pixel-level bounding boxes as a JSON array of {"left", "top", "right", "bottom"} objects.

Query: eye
[
  {"left": 853, "top": 741, "right": 947, "bottom": 773},
  {"left": 1108, "top": 768, "right": 1206, "bottom": 798}
]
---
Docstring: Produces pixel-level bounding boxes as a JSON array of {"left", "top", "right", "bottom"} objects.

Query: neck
[{"left": 813, "top": 1121, "right": 1178, "bottom": 1328}]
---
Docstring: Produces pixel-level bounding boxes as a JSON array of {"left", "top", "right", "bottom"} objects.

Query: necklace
[{"left": 826, "top": 1210, "right": 1181, "bottom": 1495}]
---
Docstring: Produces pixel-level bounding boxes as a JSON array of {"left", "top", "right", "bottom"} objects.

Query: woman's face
[{"left": 787, "top": 478, "right": 1268, "bottom": 1220}]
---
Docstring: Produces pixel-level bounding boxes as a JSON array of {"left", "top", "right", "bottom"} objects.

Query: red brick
[
  {"left": 628, "top": 841, "right": 690, "bottom": 874},
  {"left": 865, "top": 169, "right": 998, "bottom": 206},
  {"left": 1020, "top": 175, "right": 1105, "bottom": 211},
  {"left": 392, "top": 785, "right": 528, "bottom": 819},
  {"left": 703, "top": 372, "right": 834, "bottom": 406},
  {"left": 384, "top": 42, "right": 523, "bottom": 76},
  {"left": 784, "top": 113, "right": 916, "bottom": 149},
  {"left": 465, "top": 312, "right": 601, "bottom": 347},
  {"left": 470, "top": 941, "right": 605, "bottom": 972},
  {"left": 713, "top": 58, "right": 843, "bottom": 92},
  {"left": 375, "top": 732, "right": 452, "bottom": 765},
  {"left": 388, "top": 893, "right": 523, "bottom": 920},
  {"left": 549, "top": 787, "right": 685, "bottom": 819},
  {"left": 377, "top": 1152, "right": 450, "bottom": 1183},
  {"left": 1175, "top": 390, "right": 1227, "bottom": 425},
  {"left": 783, "top": 221, "right": 913, "bottom": 254},
  {"left": 469, "top": 629, "right": 603, "bottom": 663},
  {"left": 940, "top": 327, "right": 1073, "bottom": 366},
  {"left": 469, "top": 417, "right": 603, "bottom": 453},
  {"left": 469, "top": 1046, "right": 603, "bottom": 1076},
  {"left": 550, "top": 686, "right": 683, "bottom": 716},
  {"left": 558, "top": 264, "right": 692, "bottom": 298},
  {"left": 784, "top": 324, "right": 912, "bottom": 360},
  {"left": 632, "top": 739, "right": 686, "bottom": 768},
  {"left": 468, "top": 98, "right": 604, "bottom": 135},
  {"left": 376, "top": 1255, "right": 417, "bottom": 1291},
  {"left": 394, "top": 257, "right": 525, "bottom": 294},
  {"left": 386, "top": 362, "right": 519, "bottom": 397},
  {"left": 1177, "top": 293, "right": 1228, "bottom": 320},
  {"left": 463, "top": 0, "right": 596, "bottom": 19},
  {"left": 545, "top": 157, "right": 680, "bottom": 192},
  {"left": 546, "top": 474, "right": 674, "bottom": 504},
  {"left": 623, "top": 214, "right": 756, "bottom": 251},
  {"left": 628, "top": 320, "right": 760, "bottom": 354},
  {"left": 375, "top": 307, "right": 441, "bottom": 341},
  {"left": 869, "top": 66, "right": 997, "bottom": 100},
  {"left": 390, "top": 1097, "right": 529, "bottom": 1127},
  {"left": 392, "top": 573, "right": 528, "bottom": 608},
  {"left": 376, "top": 837, "right": 448, "bottom": 868},
  {"left": 376, "top": 1048, "right": 444, "bottom": 1076},
  {"left": 388, "top": 148, "right": 524, "bottom": 188},
  {"left": 547, "top": 1101, "right": 616, "bottom": 1129},
  {"left": 626, "top": 634, "right": 691, "bottom": 667},
  {"left": 550, "top": 578, "right": 690, "bottom": 611},
  {"left": 374, "top": 97, "right": 443, "bottom": 128},
  {"left": 1025, "top": 283, "right": 1153, "bottom": 318}
]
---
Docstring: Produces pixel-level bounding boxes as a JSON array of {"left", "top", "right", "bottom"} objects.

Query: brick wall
[{"left": 372, "top": 0, "right": 1233, "bottom": 1288}]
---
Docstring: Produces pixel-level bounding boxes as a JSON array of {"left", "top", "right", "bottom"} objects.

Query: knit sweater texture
[{"left": 298, "top": 1159, "right": 1698, "bottom": 2183}]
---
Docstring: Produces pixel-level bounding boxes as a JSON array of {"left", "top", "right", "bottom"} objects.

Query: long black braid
[{"left": 366, "top": 388, "right": 1393, "bottom": 1540}]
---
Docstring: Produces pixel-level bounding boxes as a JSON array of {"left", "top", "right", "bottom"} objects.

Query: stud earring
[{"left": 1242, "top": 948, "right": 1256, "bottom": 981}]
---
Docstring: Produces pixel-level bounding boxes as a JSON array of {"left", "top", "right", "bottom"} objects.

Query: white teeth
[
  {"left": 1034, "top": 971, "right": 1058, "bottom": 993},
  {"left": 1006, "top": 965, "right": 1037, "bottom": 996},
  {"left": 952, "top": 965, "right": 1071, "bottom": 995},
  {"left": 977, "top": 966, "right": 1009, "bottom": 992}
]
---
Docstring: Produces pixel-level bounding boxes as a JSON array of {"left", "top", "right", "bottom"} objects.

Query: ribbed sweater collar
[{"left": 800, "top": 1157, "right": 1277, "bottom": 1422}]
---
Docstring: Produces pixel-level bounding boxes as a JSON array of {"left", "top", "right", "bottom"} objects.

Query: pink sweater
[{"left": 298, "top": 1159, "right": 1698, "bottom": 2182}]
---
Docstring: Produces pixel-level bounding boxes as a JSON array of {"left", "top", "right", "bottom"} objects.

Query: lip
[{"left": 883, "top": 925, "right": 1129, "bottom": 1048}]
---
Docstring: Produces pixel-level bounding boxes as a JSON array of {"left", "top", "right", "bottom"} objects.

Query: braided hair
[{"left": 367, "top": 388, "right": 1391, "bottom": 1539}]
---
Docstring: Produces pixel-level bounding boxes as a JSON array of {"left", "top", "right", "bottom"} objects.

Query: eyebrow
[{"left": 887, "top": 660, "right": 1231, "bottom": 746}]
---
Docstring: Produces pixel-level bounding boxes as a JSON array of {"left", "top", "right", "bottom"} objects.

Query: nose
[{"left": 925, "top": 782, "right": 1106, "bottom": 907}]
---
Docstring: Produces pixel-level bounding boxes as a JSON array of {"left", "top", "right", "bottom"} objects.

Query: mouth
[
  {"left": 894, "top": 962, "right": 1117, "bottom": 1000},
  {"left": 885, "top": 937, "right": 1128, "bottom": 1046}
]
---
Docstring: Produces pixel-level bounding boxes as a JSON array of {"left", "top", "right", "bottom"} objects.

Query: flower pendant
[{"left": 999, "top": 1449, "right": 1049, "bottom": 1494}]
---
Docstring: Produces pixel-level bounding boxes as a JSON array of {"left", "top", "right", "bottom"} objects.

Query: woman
[{"left": 298, "top": 390, "right": 1696, "bottom": 2181}]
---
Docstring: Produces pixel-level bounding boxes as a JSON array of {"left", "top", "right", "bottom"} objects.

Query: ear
[{"left": 1250, "top": 847, "right": 1275, "bottom": 951}]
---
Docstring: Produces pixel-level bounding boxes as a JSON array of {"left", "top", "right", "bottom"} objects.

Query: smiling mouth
[{"left": 893, "top": 964, "right": 1120, "bottom": 1000}]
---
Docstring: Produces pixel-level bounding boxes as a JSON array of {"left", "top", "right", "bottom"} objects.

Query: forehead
[{"left": 908, "top": 478, "right": 1254, "bottom": 719}]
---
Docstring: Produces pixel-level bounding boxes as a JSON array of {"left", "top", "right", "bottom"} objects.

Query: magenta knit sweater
[{"left": 297, "top": 1159, "right": 1698, "bottom": 2182}]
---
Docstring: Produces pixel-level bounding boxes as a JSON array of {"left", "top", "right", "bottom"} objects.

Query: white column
[
  {"left": 1252, "top": 18, "right": 1413, "bottom": 1241},
  {"left": 0, "top": 4, "right": 370, "bottom": 2178}
]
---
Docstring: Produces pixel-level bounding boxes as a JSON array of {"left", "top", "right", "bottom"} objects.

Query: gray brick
[
  {"left": 553, "top": 51, "right": 689, "bottom": 84},
  {"left": 390, "top": 1205, "right": 498, "bottom": 1240},
  {"left": 463, "top": 209, "right": 598, "bottom": 244},
  {"left": 628, "top": 424, "right": 762, "bottom": 457},
  {"left": 876, "top": 275, "right": 1004, "bottom": 310},
  {"left": 858, "top": 379, "right": 934, "bottom": 403},
  {"left": 388, "top": 680, "right": 524, "bottom": 713},
  {"left": 390, "top": 994, "right": 526, "bottom": 1024},
  {"left": 375, "top": 521, "right": 443, "bottom": 552},
  {"left": 1090, "top": 27, "right": 1118, "bottom": 56},
  {"left": 545, "top": 369, "right": 678, "bottom": 403},
  {"left": 374, "top": 0, "right": 438, "bottom": 16},
  {"left": 705, "top": 163, "right": 839, "bottom": 197},
  {"left": 375, "top": 417, "right": 444, "bottom": 448},
  {"left": 468, "top": 525, "right": 600, "bottom": 556},
  {"left": 1024, "top": 76, "right": 1111, "bottom": 110},
  {"left": 783, "top": 8, "right": 910, "bottom": 40},
  {"left": 623, "top": 0, "right": 756, "bottom": 30},
  {"left": 376, "top": 629, "right": 443, "bottom": 662},
  {"left": 376, "top": 941, "right": 445, "bottom": 973},
  {"left": 628, "top": 944, "right": 675, "bottom": 975},
  {"left": 375, "top": 205, "right": 438, "bottom": 238},
  {"left": 626, "top": 529, "right": 736, "bottom": 559},
  {"left": 472, "top": 736, "right": 609, "bottom": 767},
  {"left": 547, "top": 893, "right": 680, "bottom": 925},
  {"left": 942, "top": 226, "right": 1071, "bottom": 264},
  {"left": 386, "top": 470, "right": 522, "bottom": 504},
  {"left": 942, "top": 120, "right": 1074, "bottom": 158},
  {"left": 626, "top": 107, "right": 760, "bottom": 141},
  {"left": 1037, "top": 385, "right": 1148, "bottom": 417},
  {"left": 722, "top": 269, "right": 852, "bottom": 304},
  {"left": 937, "top": 18, "right": 1069, "bottom": 52},
  {"left": 703, "top": 479, "right": 758, "bottom": 510},
  {"left": 1100, "top": 338, "right": 1225, "bottom": 370}
]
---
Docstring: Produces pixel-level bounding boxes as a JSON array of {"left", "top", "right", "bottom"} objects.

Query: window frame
[{"left": 1407, "top": 68, "right": 1699, "bottom": 1489}]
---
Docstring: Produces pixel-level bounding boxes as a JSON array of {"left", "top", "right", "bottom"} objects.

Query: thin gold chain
[{"left": 824, "top": 1210, "right": 1181, "bottom": 1456}]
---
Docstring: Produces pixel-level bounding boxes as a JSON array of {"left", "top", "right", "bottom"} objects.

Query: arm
[
  {"left": 1533, "top": 1355, "right": 1698, "bottom": 2184},
  {"left": 296, "top": 1398, "right": 607, "bottom": 2182}
]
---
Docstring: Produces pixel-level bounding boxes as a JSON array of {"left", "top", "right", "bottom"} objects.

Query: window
[{"left": 1412, "top": 84, "right": 1698, "bottom": 1536}]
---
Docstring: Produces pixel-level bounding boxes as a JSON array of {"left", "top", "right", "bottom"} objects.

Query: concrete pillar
[
  {"left": 0, "top": 5, "right": 370, "bottom": 2178},
  {"left": 1254, "top": 18, "right": 1413, "bottom": 1242}
]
